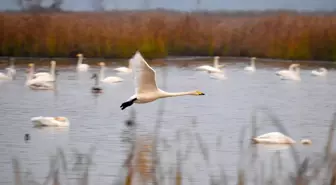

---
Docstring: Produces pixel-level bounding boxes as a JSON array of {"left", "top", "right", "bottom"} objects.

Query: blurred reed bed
[{"left": 1, "top": 11, "right": 336, "bottom": 61}]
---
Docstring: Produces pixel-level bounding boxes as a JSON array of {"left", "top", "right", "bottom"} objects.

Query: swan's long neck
[
  {"left": 77, "top": 57, "right": 83, "bottom": 65},
  {"left": 26, "top": 67, "right": 34, "bottom": 84},
  {"left": 289, "top": 65, "right": 296, "bottom": 71},
  {"left": 214, "top": 58, "right": 219, "bottom": 68},
  {"left": 128, "top": 59, "right": 132, "bottom": 69},
  {"left": 50, "top": 63, "right": 56, "bottom": 79},
  {"left": 99, "top": 66, "right": 105, "bottom": 79},
  {"left": 159, "top": 90, "right": 196, "bottom": 98},
  {"left": 251, "top": 59, "right": 255, "bottom": 68}
]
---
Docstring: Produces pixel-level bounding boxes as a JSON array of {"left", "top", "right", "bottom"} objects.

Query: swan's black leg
[{"left": 120, "top": 98, "right": 137, "bottom": 110}]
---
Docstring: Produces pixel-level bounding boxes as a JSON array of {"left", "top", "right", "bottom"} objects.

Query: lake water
[{"left": 0, "top": 59, "right": 335, "bottom": 185}]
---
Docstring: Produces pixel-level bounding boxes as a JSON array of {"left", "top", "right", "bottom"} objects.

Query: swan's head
[
  {"left": 214, "top": 56, "right": 220, "bottom": 60},
  {"left": 51, "top": 61, "right": 56, "bottom": 65},
  {"left": 76, "top": 53, "right": 83, "bottom": 58},
  {"left": 99, "top": 62, "right": 106, "bottom": 66},
  {"left": 91, "top": 73, "right": 98, "bottom": 79},
  {"left": 300, "top": 139, "right": 312, "bottom": 145},
  {"left": 193, "top": 90, "right": 205, "bottom": 96},
  {"left": 251, "top": 57, "right": 256, "bottom": 60},
  {"left": 28, "top": 63, "right": 34, "bottom": 67}
]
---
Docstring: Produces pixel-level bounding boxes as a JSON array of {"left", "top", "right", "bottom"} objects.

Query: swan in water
[
  {"left": 33, "top": 60, "right": 57, "bottom": 82},
  {"left": 196, "top": 56, "right": 224, "bottom": 73},
  {"left": 311, "top": 67, "right": 328, "bottom": 76},
  {"left": 0, "top": 68, "right": 15, "bottom": 80},
  {"left": 98, "top": 62, "right": 123, "bottom": 83},
  {"left": 76, "top": 53, "right": 90, "bottom": 72},
  {"left": 91, "top": 73, "right": 103, "bottom": 93},
  {"left": 31, "top": 116, "right": 69, "bottom": 127},
  {"left": 5, "top": 58, "right": 16, "bottom": 78},
  {"left": 275, "top": 63, "right": 301, "bottom": 81},
  {"left": 120, "top": 51, "right": 205, "bottom": 110},
  {"left": 244, "top": 57, "right": 256, "bottom": 72},
  {"left": 114, "top": 58, "right": 132, "bottom": 73},
  {"left": 208, "top": 66, "right": 227, "bottom": 80},
  {"left": 26, "top": 63, "right": 55, "bottom": 90},
  {"left": 252, "top": 132, "right": 312, "bottom": 145}
]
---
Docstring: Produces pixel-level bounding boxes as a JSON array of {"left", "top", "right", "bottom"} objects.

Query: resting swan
[
  {"left": 0, "top": 68, "right": 14, "bottom": 80},
  {"left": 33, "top": 60, "right": 57, "bottom": 82},
  {"left": 99, "top": 62, "right": 123, "bottom": 83},
  {"left": 114, "top": 58, "right": 132, "bottom": 73},
  {"left": 244, "top": 57, "right": 256, "bottom": 72},
  {"left": 311, "top": 67, "right": 327, "bottom": 76},
  {"left": 196, "top": 56, "right": 223, "bottom": 73},
  {"left": 275, "top": 63, "right": 301, "bottom": 81},
  {"left": 91, "top": 73, "right": 103, "bottom": 93},
  {"left": 76, "top": 53, "right": 90, "bottom": 72},
  {"left": 31, "top": 116, "right": 69, "bottom": 127},
  {"left": 252, "top": 132, "right": 312, "bottom": 145},
  {"left": 120, "top": 51, "right": 205, "bottom": 110},
  {"left": 26, "top": 63, "right": 55, "bottom": 90}
]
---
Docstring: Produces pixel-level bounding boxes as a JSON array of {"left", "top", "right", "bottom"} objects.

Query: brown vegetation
[{"left": 1, "top": 11, "right": 336, "bottom": 61}]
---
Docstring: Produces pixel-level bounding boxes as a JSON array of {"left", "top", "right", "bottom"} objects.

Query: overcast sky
[{"left": 1, "top": 0, "right": 336, "bottom": 11}]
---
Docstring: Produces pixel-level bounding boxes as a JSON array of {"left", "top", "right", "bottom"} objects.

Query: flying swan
[
  {"left": 33, "top": 60, "right": 57, "bottom": 82},
  {"left": 31, "top": 116, "right": 69, "bottom": 127},
  {"left": 98, "top": 62, "right": 123, "bottom": 83},
  {"left": 26, "top": 63, "right": 55, "bottom": 90},
  {"left": 120, "top": 51, "right": 205, "bottom": 110},
  {"left": 275, "top": 63, "right": 301, "bottom": 81},
  {"left": 196, "top": 56, "right": 224, "bottom": 73},
  {"left": 76, "top": 53, "right": 90, "bottom": 72},
  {"left": 114, "top": 58, "right": 132, "bottom": 73},
  {"left": 252, "top": 132, "right": 312, "bottom": 145},
  {"left": 311, "top": 67, "right": 328, "bottom": 76},
  {"left": 244, "top": 57, "right": 256, "bottom": 72}
]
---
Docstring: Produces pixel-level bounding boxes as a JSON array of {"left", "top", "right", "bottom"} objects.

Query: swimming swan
[
  {"left": 120, "top": 51, "right": 205, "bottom": 110},
  {"left": 311, "top": 67, "right": 328, "bottom": 76},
  {"left": 252, "top": 132, "right": 311, "bottom": 145},
  {"left": 196, "top": 56, "right": 223, "bottom": 73},
  {"left": 91, "top": 73, "right": 103, "bottom": 93},
  {"left": 5, "top": 58, "right": 16, "bottom": 79},
  {"left": 0, "top": 68, "right": 14, "bottom": 80},
  {"left": 275, "top": 63, "right": 301, "bottom": 81},
  {"left": 33, "top": 60, "right": 57, "bottom": 82},
  {"left": 31, "top": 116, "right": 69, "bottom": 127},
  {"left": 26, "top": 63, "right": 55, "bottom": 90},
  {"left": 76, "top": 53, "right": 90, "bottom": 72},
  {"left": 98, "top": 62, "right": 123, "bottom": 83},
  {"left": 244, "top": 57, "right": 256, "bottom": 72},
  {"left": 114, "top": 58, "right": 132, "bottom": 73}
]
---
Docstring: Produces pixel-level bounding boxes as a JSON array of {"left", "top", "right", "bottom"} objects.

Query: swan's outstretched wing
[{"left": 131, "top": 51, "right": 158, "bottom": 94}]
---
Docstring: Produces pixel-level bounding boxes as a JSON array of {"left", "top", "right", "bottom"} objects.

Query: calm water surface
[{"left": 0, "top": 60, "right": 335, "bottom": 184}]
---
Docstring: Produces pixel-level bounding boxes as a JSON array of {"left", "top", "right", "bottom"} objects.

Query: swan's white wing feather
[{"left": 131, "top": 51, "right": 158, "bottom": 94}]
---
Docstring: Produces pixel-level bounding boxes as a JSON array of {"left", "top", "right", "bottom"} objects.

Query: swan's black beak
[{"left": 199, "top": 93, "right": 205, "bottom": 95}]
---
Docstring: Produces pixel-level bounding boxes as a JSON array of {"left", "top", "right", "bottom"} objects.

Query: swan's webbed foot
[{"left": 120, "top": 98, "right": 137, "bottom": 110}]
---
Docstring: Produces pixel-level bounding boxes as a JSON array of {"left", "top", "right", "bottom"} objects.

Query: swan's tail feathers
[{"left": 120, "top": 98, "right": 137, "bottom": 110}]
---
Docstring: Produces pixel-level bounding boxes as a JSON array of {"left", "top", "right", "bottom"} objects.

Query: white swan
[
  {"left": 244, "top": 57, "right": 256, "bottom": 72},
  {"left": 0, "top": 68, "right": 14, "bottom": 80},
  {"left": 120, "top": 51, "right": 205, "bottom": 110},
  {"left": 275, "top": 63, "right": 301, "bottom": 81},
  {"left": 114, "top": 58, "right": 132, "bottom": 73},
  {"left": 76, "top": 53, "right": 90, "bottom": 72},
  {"left": 311, "top": 67, "right": 327, "bottom": 76},
  {"left": 33, "top": 61, "right": 56, "bottom": 82},
  {"left": 252, "top": 132, "right": 312, "bottom": 145},
  {"left": 26, "top": 63, "right": 55, "bottom": 90},
  {"left": 31, "top": 116, "right": 69, "bottom": 127},
  {"left": 196, "top": 56, "right": 223, "bottom": 73},
  {"left": 98, "top": 62, "right": 123, "bottom": 83},
  {"left": 5, "top": 58, "right": 16, "bottom": 78}
]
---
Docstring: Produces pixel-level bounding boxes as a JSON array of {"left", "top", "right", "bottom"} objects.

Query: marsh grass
[{"left": 1, "top": 10, "right": 336, "bottom": 61}]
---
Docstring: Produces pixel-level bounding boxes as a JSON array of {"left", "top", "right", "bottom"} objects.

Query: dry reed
[{"left": 1, "top": 10, "right": 336, "bottom": 61}]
